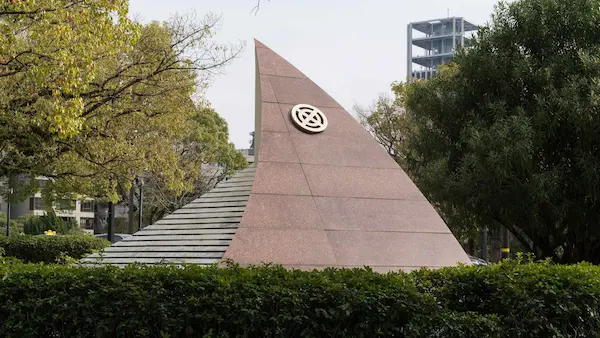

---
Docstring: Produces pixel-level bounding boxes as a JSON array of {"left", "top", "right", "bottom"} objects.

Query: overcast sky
[{"left": 129, "top": 0, "right": 501, "bottom": 148}]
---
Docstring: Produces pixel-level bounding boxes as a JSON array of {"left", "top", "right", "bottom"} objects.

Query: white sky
[{"left": 129, "top": 0, "right": 501, "bottom": 148}]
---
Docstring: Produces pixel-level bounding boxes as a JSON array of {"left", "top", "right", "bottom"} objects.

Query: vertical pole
[
  {"left": 502, "top": 227, "right": 511, "bottom": 259},
  {"left": 5, "top": 201, "right": 10, "bottom": 236},
  {"left": 461, "top": 18, "right": 465, "bottom": 48},
  {"left": 127, "top": 184, "right": 134, "bottom": 234},
  {"left": 107, "top": 201, "right": 114, "bottom": 243},
  {"left": 5, "top": 188, "right": 12, "bottom": 236},
  {"left": 407, "top": 23, "right": 413, "bottom": 83},
  {"left": 452, "top": 17, "right": 456, "bottom": 52},
  {"left": 137, "top": 182, "right": 143, "bottom": 231},
  {"left": 480, "top": 226, "right": 488, "bottom": 262}
]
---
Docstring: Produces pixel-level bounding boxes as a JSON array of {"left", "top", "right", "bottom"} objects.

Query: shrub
[
  {"left": 0, "top": 235, "right": 110, "bottom": 263},
  {"left": 22, "top": 213, "right": 79, "bottom": 235},
  {"left": 0, "top": 261, "right": 595, "bottom": 337},
  {"left": 412, "top": 260, "right": 600, "bottom": 338},
  {"left": 0, "top": 264, "right": 435, "bottom": 338},
  {"left": 0, "top": 212, "right": 24, "bottom": 235},
  {"left": 406, "top": 311, "right": 502, "bottom": 338}
]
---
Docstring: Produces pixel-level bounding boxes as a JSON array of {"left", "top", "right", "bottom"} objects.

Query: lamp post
[
  {"left": 107, "top": 201, "right": 114, "bottom": 243},
  {"left": 137, "top": 177, "right": 144, "bottom": 231},
  {"left": 5, "top": 188, "right": 12, "bottom": 237}
]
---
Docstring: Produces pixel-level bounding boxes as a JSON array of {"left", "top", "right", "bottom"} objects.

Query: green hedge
[
  {"left": 22, "top": 213, "right": 82, "bottom": 235},
  {"left": 412, "top": 260, "right": 600, "bottom": 338},
  {"left": 0, "top": 235, "right": 110, "bottom": 263},
  {"left": 0, "top": 260, "right": 597, "bottom": 337}
]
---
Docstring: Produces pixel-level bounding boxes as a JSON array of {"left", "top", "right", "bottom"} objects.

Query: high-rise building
[{"left": 407, "top": 17, "right": 478, "bottom": 82}]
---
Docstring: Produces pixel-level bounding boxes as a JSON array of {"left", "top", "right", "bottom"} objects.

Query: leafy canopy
[
  {"left": 404, "top": 0, "right": 600, "bottom": 263},
  {"left": 0, "top": 0, "right": 137, "bottom": 138},
  {"left": 1, "top": 2, "right": 244, "bottom": 201}
]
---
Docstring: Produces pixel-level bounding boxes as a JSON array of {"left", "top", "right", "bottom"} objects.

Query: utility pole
[
  {"left": 137, "top": 177, "right": 144, "bottom": 231},
  {"left": 107, "top": 201, "right": 114, "bottom": 243},
  {"left": 479, "top": 226, "right": 488, "bottom": 262},
  {"left": 127, "top": 184, "right": 135, "bottom": 234},
  {"left": 5, "top": 188, "right": 12, "bottom": 237},
  {"left": 502, "top": 227, "right": 511, "bottom": 259}
]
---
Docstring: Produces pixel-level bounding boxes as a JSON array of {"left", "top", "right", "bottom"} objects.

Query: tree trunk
[
  {"left": 490, "top": 226, "right": 502, "bottom": 262},
  {"left": 467, "top": 237, "right": 476, "bottom": 256}
]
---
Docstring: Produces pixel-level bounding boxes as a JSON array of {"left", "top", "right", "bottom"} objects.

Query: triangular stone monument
[
  {"left": 83, "top": 40, "right": 470, "bottom": 271},
  {"left": 222, "top": 40, "right": 470, "bottom": 272}
]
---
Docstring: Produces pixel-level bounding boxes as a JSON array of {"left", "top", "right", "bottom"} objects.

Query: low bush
[
  {"left": 0, "top": 264, "right": 435, "bottom": 337},
  {"left": 22, "top": 213, "right": 81, "bottom": 235},
  {"left": 0, "top": 235, "right": 110, "bottom": 263},
  {"left": 0, "top": 260, "right": 596, "bottom": 337},
  {"left": 412, "top": 259, "right": 600, "bottom": 338},
  {"left": 0, "top": 212, "right": 24, "bottom": 235}
]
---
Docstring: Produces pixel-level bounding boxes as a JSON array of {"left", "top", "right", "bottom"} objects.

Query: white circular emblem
[{"left": 290, "top": 104, "right": 328, "bottom": 134}]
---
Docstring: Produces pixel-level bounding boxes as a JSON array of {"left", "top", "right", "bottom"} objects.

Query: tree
[
  {"left": 0, "top": 0, "right": 137, "bottom": 176},
  {"left": 403, "top": 0, "right": 600, "bottom": 263},
  {"left": 1, "top": 4, "right": 244, "bottom": 201},
  {"left": 356, "top": 92, "right": 410, "bottom": 167},
  {"left": 142, "top": 105, "right": 247, "bottom": 225}
]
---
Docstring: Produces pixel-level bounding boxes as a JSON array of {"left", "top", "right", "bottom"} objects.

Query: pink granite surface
[
  {"left": 314, "top": 197, "right": 452, "bottom": 233},
  {"left": 260, "top": 103, "right": 288, "bottom": 132},
  {"left": 251, "top": 162, "right": 311, "bottom": 196},
  {"left": 222, "top": 40, "right": 471, "bottom": 271},
  {"left": 223, "top": 228, "right": 337, "bottom": 266},
  {"left": 258, "top": 132, "right": 299, "bottom": 163},
  {"left": 241, "top": 194, "right": 322, "bottom": 229}
]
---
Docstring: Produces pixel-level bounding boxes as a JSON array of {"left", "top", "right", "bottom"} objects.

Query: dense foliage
[
  {"left": 0, "top": 235, "right": 109, "bottom": 263},
  {"left": 1, "top": 2, "right": 244, "bottom": 202},
  {"left": 22, "top": 213, "right": 80, "bottom": 235},
  {"left": 358, "top": 0, "right": 600, "bottom": 263},
  {"left": 0, "top": 260, "right": 595, "bottom": 337},
  {"left": 0, "top": 212, "right": 23, "bottom": 235}
]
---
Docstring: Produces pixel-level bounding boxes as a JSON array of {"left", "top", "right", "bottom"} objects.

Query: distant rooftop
[{"left": 410, "top": 17, "right": 478, "bottom": 34}]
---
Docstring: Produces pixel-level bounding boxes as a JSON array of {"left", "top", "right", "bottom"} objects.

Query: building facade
[
  {"left": 407, "top": 17, "right": 478, "bottom": 82},
  {"left": 0, "top": 177, "right": 96, "bottom": 233}
]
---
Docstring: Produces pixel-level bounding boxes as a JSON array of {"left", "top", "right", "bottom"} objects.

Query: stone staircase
[{"left": 81, "top": 166, "right": 255, "bottom": 266}]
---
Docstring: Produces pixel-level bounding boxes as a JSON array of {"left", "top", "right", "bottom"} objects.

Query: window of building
[
  {"left": 57, "top": 200, "right": 76, "bottom": 211},
  {"left": 29, "top": 197, "right": 43, "bottom": 211},
  {"left": 80, "top": 200, "right": 94, "bottom": 212},
  {"left": 29, "top": 197, "right": 41, "bottom": 211},
  {"left": 80, "top": 217, "right": 94, "bottom": 230}
]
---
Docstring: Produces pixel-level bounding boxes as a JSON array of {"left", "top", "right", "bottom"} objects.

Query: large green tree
[
  {"left": 404, "top": 0, "right": 600, "bottom": 263},
  {"left": 1, "top": 2, "right": 243, "bottom": 201}
]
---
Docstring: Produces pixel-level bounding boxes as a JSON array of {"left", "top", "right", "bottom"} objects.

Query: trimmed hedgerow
[
  {"left": 412, "top": 260, "right": 600, "bottom": 338},
  {"left": 0, "top": 261, "right": 597, "bottom": 337},
  {"left": 0, "top": 235, "right": 110, "bottom": 263},
  {"left": 0, "top": 264, "right": 434, "bottom": 337}
]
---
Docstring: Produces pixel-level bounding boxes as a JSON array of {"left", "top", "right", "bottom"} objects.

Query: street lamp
[
  {"left": 136, "top": 176, "right": 144, "bottom": 231},
  {"left": 5, "top": 188, "right": 12, "bottom": 237}
]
